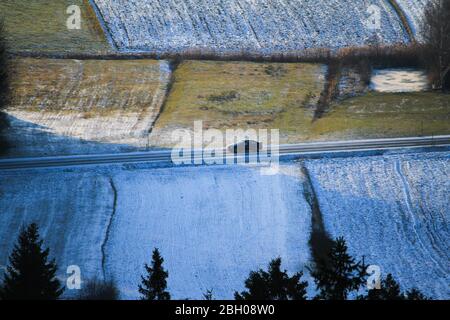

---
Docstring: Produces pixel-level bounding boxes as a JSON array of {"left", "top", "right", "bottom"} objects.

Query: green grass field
[
  {"left": 0, "top": 0, "right": 111, "bottom": 54},
  {"left": 151, "top": 60, "right": 326, "bottom": 144},
  {"left": 8, "top": 58, "right": 166, "bottom": 114},
  {"left": 314, "top": 92, "right": 450, "bottom": 140},
  {"left": 152, "top": 61, "right": 450, "bottom": 145}
]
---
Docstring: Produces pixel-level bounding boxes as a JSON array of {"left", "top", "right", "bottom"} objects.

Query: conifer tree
[
  {"left": 364, "top": 274, "right": 403, "bottom": 300},
  {"left": 235, "top": 258, "right": 308, "bottom": 300},
  {"left": 139, "top": 248, "right": 170, "bottom": 300},
  {"left": 363, "top": 274, "right": 428, "bottom": 300},
  {"left": 0, "top": 223, "right": 64, "bottom": 300},
  {"left": 311, "top": 237, "right": 366, "bottom": 300},
  {"left": 203, "top": 289, "right": 214, "bottom": 300},
  {"left": 405, "top": 288, "right": 429, "bottom": 301}
]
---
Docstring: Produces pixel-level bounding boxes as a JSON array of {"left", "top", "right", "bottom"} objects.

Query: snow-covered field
[
  {"left": 0, "top": 164, "right": 311, "bottom": 299},
  {"left": 0, "top": 152, "right": 448, "bottom": 299},
  {"left": 93, "top": 0, "right": 410, "bottom": 54},
  {"left": 370, "top": 68, "right": 429, "bottom": 92},
  {"left": 305, "top": 152, "right": 449, "bottom": 299}
]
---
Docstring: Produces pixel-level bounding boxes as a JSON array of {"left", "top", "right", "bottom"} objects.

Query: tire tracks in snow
[
  {"left": 101, "top": 176, "right": 118, "bottom": 281},
  {"left": 394, "top": 160, "right": 445, "bottom": 274}
]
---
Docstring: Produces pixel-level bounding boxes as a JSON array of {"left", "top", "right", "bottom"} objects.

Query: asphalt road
[{"left": 0, "top": 136, "right": 449, "bottom": 170}]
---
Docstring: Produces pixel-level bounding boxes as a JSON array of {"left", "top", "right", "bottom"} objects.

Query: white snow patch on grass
[{"left": 370, "top": 69, "right": 429, "bottom": 92}]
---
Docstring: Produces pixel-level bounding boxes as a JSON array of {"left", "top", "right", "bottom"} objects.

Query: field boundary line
[
  {"left": 386, "top": 0, "right": 415, "bottom": 42},
  {"left": 86, "top": 0, "right": 118, "bottom": 51}
]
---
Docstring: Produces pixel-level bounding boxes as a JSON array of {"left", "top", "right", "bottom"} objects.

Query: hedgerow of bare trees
[{"left": 422, "top": 0, "right": 450, "bottom": 90}]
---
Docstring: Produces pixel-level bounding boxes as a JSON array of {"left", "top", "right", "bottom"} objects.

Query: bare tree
[{"left": 421, "top": 0, "right": 450, "bottom": 90}]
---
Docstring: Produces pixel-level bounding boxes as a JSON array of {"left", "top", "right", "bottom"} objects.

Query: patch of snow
[
  {"left": 0, "top": 172, "right": 114, "bottom": 287},
  {"left": 370, "top": 68, "right": 429, "bottom": 92}
]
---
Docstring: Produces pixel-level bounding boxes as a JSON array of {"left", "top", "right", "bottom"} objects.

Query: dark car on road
[{"left": 227, "top": 140, "right": 263, "bottom": 155}]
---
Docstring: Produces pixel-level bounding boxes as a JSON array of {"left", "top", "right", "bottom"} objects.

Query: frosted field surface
[
  {"left": 305, "top": 152, "right": 449, "bottom": 299},
  {"left": 397, "top": 0, "right": 429, "bottom": 36},
  {"left": 0, "top": 152, "right": 448, "bottom": 299},
  {"left": 93, "top": 0, "right": 411, "bottom": 54},
  {"left": 0, "top": 164, "right": 311, "bottom": 299}
]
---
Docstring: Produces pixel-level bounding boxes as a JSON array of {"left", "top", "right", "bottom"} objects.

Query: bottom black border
[{"left": 0, "top": 300, "right": 447, "bottom": 319}]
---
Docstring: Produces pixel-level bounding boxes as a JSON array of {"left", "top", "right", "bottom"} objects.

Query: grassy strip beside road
[
  {"left": 314, "top": 92, "right": 450, "bottom": 140},
  {"left": 151, "top": 61, "right": 450, "bottom": 146},
  {"left": 1, "top": 58, "right": 170, "bottom": 157}
]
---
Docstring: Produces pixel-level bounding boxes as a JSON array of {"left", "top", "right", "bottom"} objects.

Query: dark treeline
[
  {"left": 235, "top": 237, "right": 429, "bottom": 301},
  {"left": 0, "top": 223, "right": 430, "bottom": 301},
  {"left": 11, "top": 43, "right": 422, "bottom": 68}
]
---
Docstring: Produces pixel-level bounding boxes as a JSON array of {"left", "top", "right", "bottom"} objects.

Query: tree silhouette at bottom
[
  {"left": 362, "top": 274, "right": 428, "bottom": 300},
  {"left": 139, "top": 248, "right": 171, "bottom": 300},
  {"left": 310, "top": 237, "right": 367, "bottom": 300},
  {"left": 235, "top": 258, "right": 308, "bottom": 300},
  {"left": 0, "top": 223, "right": 64, "bottom": 300}
]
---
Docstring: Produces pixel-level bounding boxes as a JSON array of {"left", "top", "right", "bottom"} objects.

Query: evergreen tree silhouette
[
  {"left": 203, "top": 289, "right": 214, "bottom": 300},
  {"left": 362, "top": 274, "right": 428, "bottom": 300},
  {"left": 311, "top": 237, "right": 366, "bottom": 300},
  {"left": 365, "top": 274, "right": 403, "bottom": 300},
  {"left": 139, "top": 248, "right": 170, "bottom": 300},
  {"left": 405, "top": 288, "right": 429, "bottom": 301},
  {"left": 0, "top": 223, "right": 64, "bottom": 300},
  {"left": 235, "top": 258, "right": 308, "bottom": 300}
]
